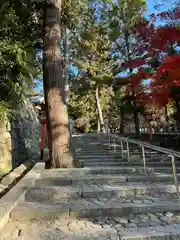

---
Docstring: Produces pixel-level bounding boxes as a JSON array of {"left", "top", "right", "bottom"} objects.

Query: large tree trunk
[
  {"left": 95, "top": 85, "right": 105, "bottom": 132},
  {"left": 64, "top": 27, "right": 70, "bottom": 104},
  {"left": 43, "top": 0, "right": 74, "bottom": 168}
]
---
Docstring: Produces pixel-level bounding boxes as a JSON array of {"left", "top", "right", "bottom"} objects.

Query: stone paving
[{"left": 2, "top": 133, "right": 180, "bottom": 239}]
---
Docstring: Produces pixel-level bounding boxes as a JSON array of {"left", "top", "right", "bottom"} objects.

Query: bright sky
[{"left": 34, "top": 0, "right": 173, "bottom": 93}]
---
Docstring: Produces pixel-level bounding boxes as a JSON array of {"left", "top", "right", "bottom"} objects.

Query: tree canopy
[{"left": 1, "top": 0, "right": 180, "bottom": 135}]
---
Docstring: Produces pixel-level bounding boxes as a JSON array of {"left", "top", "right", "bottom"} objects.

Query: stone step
[
  {"left": 10, "top": 224, "right": 180, "bottom": 240},
  {"left": 35, "top": 173, "right": 179, "bottom": 187},
  {"left": 75, "top": 151, "right": 122, "bottom": 155},
  {"left": 78, "top": 145, "right": 122, "bottom": 148},
  {"left": 77, "top": 157, "right": 176, "bottom": 163},
  {"left": 77, "top": 151, "right": 166, "bottom": 158},
  {"left": 10, "top": 199, "right": 180, "bottom": 221},
  {"left": 75, "top": 148, "right": 104, "bottom": 151},
  {"left": 76, "top": 148, "right": 113, "bottom": 150},
  {"left": 75, "top": 145, "right": 103, "bottom": 147},
  {"left": 102, "top": 148, "right": 161, "bottom": 154},
  {"left": 76, "top": 144, "right": 102, "bottom": 147},
  {"left": 82, "top": 162, "right": 180, "bottom": 169},
  {"left": 25, "top": 183, "right": 164, "bottom": 202},
  {"left": 133, "top": 162, "right": 180, "bottom": 167},
  {"left": 40, "top": 166, "right": 173, "bottom": 175},
  {"left": 76, "top": 152, "right": 166, "bottom": 159},
  {"left": 82, "top": 162, "right": 124, "bottom": 167},
  {"left": 80, "top": 162, "right": 175, "bottom": 167},
  {"left": 34, "top": 174, "right": 142, "bottom": 186},
  {"left": 76, "top": 155, "right": 164, "bottom": 160},
  {"left": 8, "top": 134, "right": 179, "bottom": 240},
  {"left": 25, "top": 185, "right": 80, "bottom": 201},
  {"left": 102, "top": 146, "right": 165, "bottom": 154},
  {"left": 127, "top": 154, "right": 170, "bottom": 159},
  {"left": 79, "top": 159, "right": 122, "bottom": 163},
  {"left": 81, "top": 164, "right": 174, "bottom": 169},
  {"left": 119, "top": 224, "right": 180, "bottom": 239},
  {"left": 78, "top": 159, "right": 178, "bottom": 166},
  {"left": 126, "top": 158, "right": 178, "bottom": 164},
  {"left": 36, "top": 169, "right": 180, "bottom": 186},
  {"left": 77, "top": 155, "right": 122, "bottom": 159}
]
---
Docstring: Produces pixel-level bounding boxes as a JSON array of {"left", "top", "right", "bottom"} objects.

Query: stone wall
[
  {"left": 0, "top": 121, "right": 12, "bottom": 176},
  {"left": 0, "top": 98, "right": 41, "bottom": 176}
]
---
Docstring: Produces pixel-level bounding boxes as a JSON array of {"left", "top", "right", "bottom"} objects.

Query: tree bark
[
  {"left": 133, "top": 102, "right": 140, "bottom": 136},
  {"left": 119, "top": 109, "right": 124, "bottom": 134},
  {"left": 95, "top": 85, "right": 105, "bottom": 132},
  {"left": 164, "top": 104, "right": 170, "bottom": 132},
  {"left": 43, "top": 0, "right": 73, "bottom": 168},
  {"left": 64, "top": 26, "right": 70, "bottom": 104},
  {"left": 97, "top": 118, "right": 100, "bottom": 132},
  {"left": 175, "top": 99, "right": 180, "bottom": 132}
]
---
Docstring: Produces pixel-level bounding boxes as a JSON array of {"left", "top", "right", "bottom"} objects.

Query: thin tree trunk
[
  {"left": 164, "top": 104, "right": 170, "bottom": 132},
  {"left": 124, "top": 30, "right": 140, "bottom": 137},
  {"left": 95, "top": 85, "right": 105, "bottom": 132},
  {"left": 133, "top": 103, "right": 140, "bottom": 136},
  {"left": 97, "top": 119, "right": 100, "bottom": 132},
  {"left": 165, "top": 105, "right": 169, "bottom": 123},
  {"left": 119, "top": 109, "right": 124, "bottom": 134},
  {"left": 175, "top": 99, "right": 180, "bottom": 132},
  {"left": 64, "top": 27, "right": 70, "bottom": 104},
  {"left": 43, "top": 0, "right": 73, "bottom": 168}
]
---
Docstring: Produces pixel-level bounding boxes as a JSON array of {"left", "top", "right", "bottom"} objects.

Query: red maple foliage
[
  {"left": 151, "top": 27, "right": 180, "bottom": 50},
  {"left": 122, "top": 59, "right": 145, "bottom": 70},
  {"left": 124, "top": 8, "right": 180, "bottom": 107}
]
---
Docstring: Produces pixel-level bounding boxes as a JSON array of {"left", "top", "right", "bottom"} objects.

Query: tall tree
[
  {"left": 71, "top": 4, "right": 114, "bottom": 132},
  {"left": 108, "top": 0, "right": 146, "bottom": 136},
  {"left": 130, "top": 7, "right": 180, "bottom": 130},
  {"left": 43, "top": 0, "right": 73, "bottom": 168}
]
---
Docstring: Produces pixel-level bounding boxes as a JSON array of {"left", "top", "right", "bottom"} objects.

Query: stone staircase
[{"left": 2, "top": 134, "right": 180, "bottom": 239}]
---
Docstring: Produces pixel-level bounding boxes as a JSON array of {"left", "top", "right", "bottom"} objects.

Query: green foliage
[
  {"left": 99, "top": 86, "right": 114, "bottom": 113},
  {"left": 68, "top": 78, "right": 114, "bottom": 124},
  {"left": 68, "top": 88, "right": 96, "bottom": 120},
  {"left": 68, "top": 3, "right": 115, "bottom": 125},
  {"left": 0, "top": 0, "right": 42, "bottom": 121},
  {"left": 62, "top": 0, "right": 89, "bottom": 28},
  {"left": 108, "top": 0, "right": 146, "bottom": 33}
]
